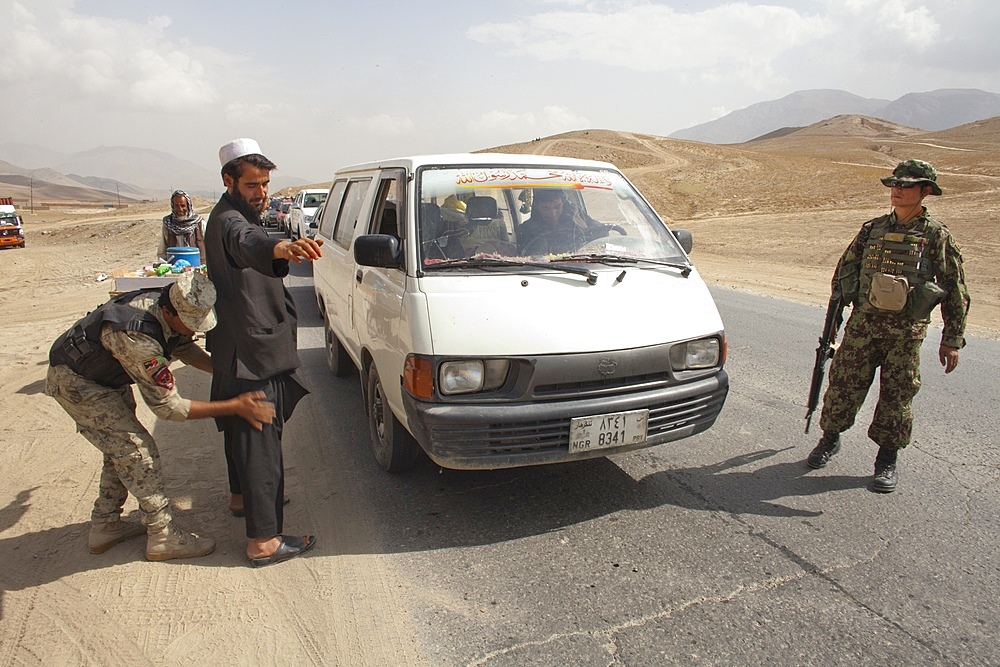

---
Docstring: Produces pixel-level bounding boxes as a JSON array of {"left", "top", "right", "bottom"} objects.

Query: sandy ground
[{"left": 1, "top": 134, "right": 997, "bottom": 664}]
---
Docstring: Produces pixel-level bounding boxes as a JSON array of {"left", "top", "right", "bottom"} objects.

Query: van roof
[{"left": 331, "top": 152, "right": 619, "bottom": 177}]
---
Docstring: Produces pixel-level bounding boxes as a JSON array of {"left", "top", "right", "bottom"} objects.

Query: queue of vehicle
[{"left": 289, "top": 188, "right": 328, "bottom": 240}]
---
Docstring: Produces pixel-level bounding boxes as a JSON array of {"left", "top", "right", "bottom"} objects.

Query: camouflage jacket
[
  {"left": 833, "top": 209, "right": 970, "bottom": 348},
  {"left": 99, "top": 292, "right": 206, "bottom": 421}
]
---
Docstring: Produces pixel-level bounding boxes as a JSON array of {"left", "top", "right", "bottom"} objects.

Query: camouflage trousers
[
  {"left": 818, "top": 327, "right": 922, "bottom": 451},
  {"left": 45, "top": 364, "right": 172, "bottom": 530}
]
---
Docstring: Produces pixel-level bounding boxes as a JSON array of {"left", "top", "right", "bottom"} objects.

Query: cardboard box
[{"left": 111, "top": 275, "right": 178, "bottom": 295}]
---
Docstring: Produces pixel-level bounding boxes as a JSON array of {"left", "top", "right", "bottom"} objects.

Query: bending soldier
[{"left": 45, "top": 271, "right": 275, "bottom": 560}]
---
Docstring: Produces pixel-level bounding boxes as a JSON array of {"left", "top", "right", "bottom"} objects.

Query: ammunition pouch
[
  {"left": 837, "top": 264, "right": 860, "bottom": 306},
  {"left": 905, "top": 280, "right": 947, "bottom": 321},
  {"left": 60, "top": 324, "right": 99, "bottom": 364},
  {"left": 868, "top": 273, "right": 909, "bottom": 311}
]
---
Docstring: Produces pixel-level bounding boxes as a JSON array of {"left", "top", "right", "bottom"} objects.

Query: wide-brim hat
[
  {"left": 168, "top": 272, "right": 217, "bottom": 333},
  {"left": 880, "top": 159, "right": 942, "bottom": 195},
  {"left": 219, "top": 138, "right": 263, "bottom": 167}
]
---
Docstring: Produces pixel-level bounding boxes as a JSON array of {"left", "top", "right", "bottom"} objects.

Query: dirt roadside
[
  {"left": 0, "top": 204, "right": 424, "bottom": 666},
  {"left": 1, "top": 139, "right": 996, "bottom": 664}
]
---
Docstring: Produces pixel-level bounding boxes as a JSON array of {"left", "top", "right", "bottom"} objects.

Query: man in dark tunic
[{"left": 204, "top": 138, "right": 324, "bottom": 567}]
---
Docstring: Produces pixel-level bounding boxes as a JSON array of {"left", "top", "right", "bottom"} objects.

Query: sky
[{"left": 1, "top": 0, "right": 998, "bottom": 182}]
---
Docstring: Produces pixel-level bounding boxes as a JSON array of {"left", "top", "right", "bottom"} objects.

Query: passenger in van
[
  {"left": 517, "top": 189, "right": 625, "bottom": 255},
  {"left": 516, "top": 189, "right": 591, "bottom": 255}
]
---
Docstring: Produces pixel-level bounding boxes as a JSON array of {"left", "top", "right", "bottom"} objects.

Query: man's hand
[
  {"left": 939, "top": 344, "right": 960, "bottom": 374},
  {"left": 234, "top": 391, "right": 276, "bottom": 430},
  {"left": 274, "top": 237, "right": 324, "bottom": 263}
]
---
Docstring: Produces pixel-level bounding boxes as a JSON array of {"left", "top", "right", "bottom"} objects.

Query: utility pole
[
  {"left": 30, "top": 177, "right": 34, "bottom": 213},
  {"left": 116, "top": 182, "right": 121, "bottom": 208}
]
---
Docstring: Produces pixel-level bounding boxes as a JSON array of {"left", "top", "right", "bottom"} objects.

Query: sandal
[{"left": 248, "top": 534, "right": 316, "bottom": 568}]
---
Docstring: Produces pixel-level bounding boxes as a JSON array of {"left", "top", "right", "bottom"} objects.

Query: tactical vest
[
  {"left": 49, "top": 289, "right": 179, "bottom": 388},
  {"left": 858, "top": 214, "right": 939, "bottom": 313}
]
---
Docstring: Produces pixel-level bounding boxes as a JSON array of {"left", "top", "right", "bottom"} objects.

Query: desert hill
[
  {"left": 14, "top": 115, "right": 1000, "bottom": 339},
  {"left": 479, "top": 117, "right": 998, "bottom": 336},
  {"left": 671, "top": 88, "right": 1000, "bottom": 143}
]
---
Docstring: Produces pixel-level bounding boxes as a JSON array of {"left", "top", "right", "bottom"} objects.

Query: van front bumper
[{"left": 402, "top": 370, "right": 728, "bottom": 470}]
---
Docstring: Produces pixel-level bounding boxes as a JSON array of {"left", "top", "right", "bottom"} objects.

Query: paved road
[{"left": 285, "top": 259, "right": 999, "bottom": 666}]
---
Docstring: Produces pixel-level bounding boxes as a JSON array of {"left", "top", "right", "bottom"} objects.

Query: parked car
[
  {"left": 264, "top": 198, "right": 281, "bottom": 227},
  {"left": 312, "top": 153, "right": 729, "bottom": 472},
  {"left": 289, "top": 188, "right": 328, "bottom": 240},
  {"left": 276, "top": 200, "right": 293, "bottom": 233}
]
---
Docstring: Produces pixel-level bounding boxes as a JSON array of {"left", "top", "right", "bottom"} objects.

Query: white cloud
[
  {"left": 0, "top": 0, "right": 218, "bottom": 108},
  {"left": 875, "top": 2, "right": 941, "bottom": 45},
  {"left": 829, "top": 0, "right": 940, "bottom": 47},
  {"left": 467, "top": 2, "right": 834, "bottom": 88}
]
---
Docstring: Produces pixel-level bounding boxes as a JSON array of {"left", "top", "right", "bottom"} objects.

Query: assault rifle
[{"left": 804, "top": 290, "right": 845, "bottom": 434}]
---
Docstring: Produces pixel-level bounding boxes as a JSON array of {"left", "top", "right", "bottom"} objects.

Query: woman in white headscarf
[{"left": 158, "top": 190, "right": 206, "bottom": 261}]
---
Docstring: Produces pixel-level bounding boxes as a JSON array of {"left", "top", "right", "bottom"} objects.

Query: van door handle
[{"left": 355, "top": 269, "right": 363, "bottom": 284}]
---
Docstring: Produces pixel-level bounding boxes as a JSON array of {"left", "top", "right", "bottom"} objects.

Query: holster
[{"left": 905, "top": 280, "right": 947, "bottom": 320}]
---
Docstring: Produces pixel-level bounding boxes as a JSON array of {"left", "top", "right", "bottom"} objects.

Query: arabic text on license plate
[{"left": 569, "top": 409, "right": 649, "bottom": 454}]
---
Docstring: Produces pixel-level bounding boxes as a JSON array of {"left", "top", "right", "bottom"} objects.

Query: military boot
[
  {"left": 807, "top": 432, "right": 841, "bottom": 469},
  {"left": 146, "top": 526, "right": 216, "bottom": 561},
  {"left": 872, "top": 447, "right": 898, "bottom": 493},
  {"left": 89, "top": 520, "right": 146, "bottom": 554}
]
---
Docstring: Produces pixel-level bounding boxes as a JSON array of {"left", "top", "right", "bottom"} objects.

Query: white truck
[
  {"left": 312, "top": 154, "right": 729, "bottom": 472},
  {"left": 0, "top": 197, "right": 25, "bottom": 249}
]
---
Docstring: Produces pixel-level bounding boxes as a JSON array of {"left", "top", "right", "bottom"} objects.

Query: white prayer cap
[{"left": 219, "top": 138, "right": 263, "bottom": 167}]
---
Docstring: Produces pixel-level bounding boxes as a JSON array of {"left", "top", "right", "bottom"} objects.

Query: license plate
[{"left": 569, "top": 409, "right": 649, "bottom": 453}]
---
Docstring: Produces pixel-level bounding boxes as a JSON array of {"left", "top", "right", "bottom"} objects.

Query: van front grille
[{"left": 428, "top": 384, "right": 727, "bottom": 460}]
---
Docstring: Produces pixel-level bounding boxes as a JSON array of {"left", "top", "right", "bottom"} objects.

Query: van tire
[
  {"left": 325, "top": 326, "right": 352, "bottom": 376},
  {"left": 367, "top": 366, "right": 420, "bottom": 472}
]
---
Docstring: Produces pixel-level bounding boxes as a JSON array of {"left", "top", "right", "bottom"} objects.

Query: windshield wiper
[
  {"left": 562, "top": 253, "right": 692, "bottom": 277},
  {"left": 428, "top": 257, "right": 598, "bottom": 284}
]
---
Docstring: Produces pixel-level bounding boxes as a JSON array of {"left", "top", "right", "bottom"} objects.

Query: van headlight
[
  {"left": 439, "top": 359, "right": 510, "bottom": 396},
  {"left": 669, "top": 337, "right": 722, "bottom": 370}
]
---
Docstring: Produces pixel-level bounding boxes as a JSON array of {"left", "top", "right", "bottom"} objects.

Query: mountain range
[
  {"left": 669, "top": 88, "right": 1000, "bottom": 143},
  {"left": 2, "top": 88, "right": 998, "bottom": 205}
]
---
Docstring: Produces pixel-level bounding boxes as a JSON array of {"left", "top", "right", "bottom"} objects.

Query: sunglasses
[{"left": 884, "top": 179, "right": 921, "bottom": 189}]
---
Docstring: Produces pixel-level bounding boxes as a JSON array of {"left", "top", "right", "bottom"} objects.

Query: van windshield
[{"left": 416, "top": 165, "right": 687, "bottom": 269}]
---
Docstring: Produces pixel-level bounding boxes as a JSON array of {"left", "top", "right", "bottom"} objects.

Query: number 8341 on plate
[{"left": 568, "top": 409, "right": 649, "bottom": 454}]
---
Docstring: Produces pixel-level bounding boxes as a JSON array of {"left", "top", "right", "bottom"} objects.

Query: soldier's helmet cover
[
  {"left": 881, "top": 159, "right": 943, "bottom": 195},
  {"left": 168, "top": 272, "right": 217, "bottom": 332}
]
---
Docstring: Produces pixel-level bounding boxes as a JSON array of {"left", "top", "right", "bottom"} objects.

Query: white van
[{"left": 312, "top": 154, "right": 729, "bottom": 472}]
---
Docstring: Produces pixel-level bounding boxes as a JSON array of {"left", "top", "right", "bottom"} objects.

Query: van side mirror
[
  {"left": 672, "top": 229, "right": 693, "bottom": 254},
  {"left": 355, "top": 234, "right": 403, "bottom": 269}
]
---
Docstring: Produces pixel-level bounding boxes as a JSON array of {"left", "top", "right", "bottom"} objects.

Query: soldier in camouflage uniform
[
  {"left": 807, "top": 160, "right": 970, "bottom": 492},
  {"left": 45, "top": 272, "right": 276, "bottom": 560}
]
